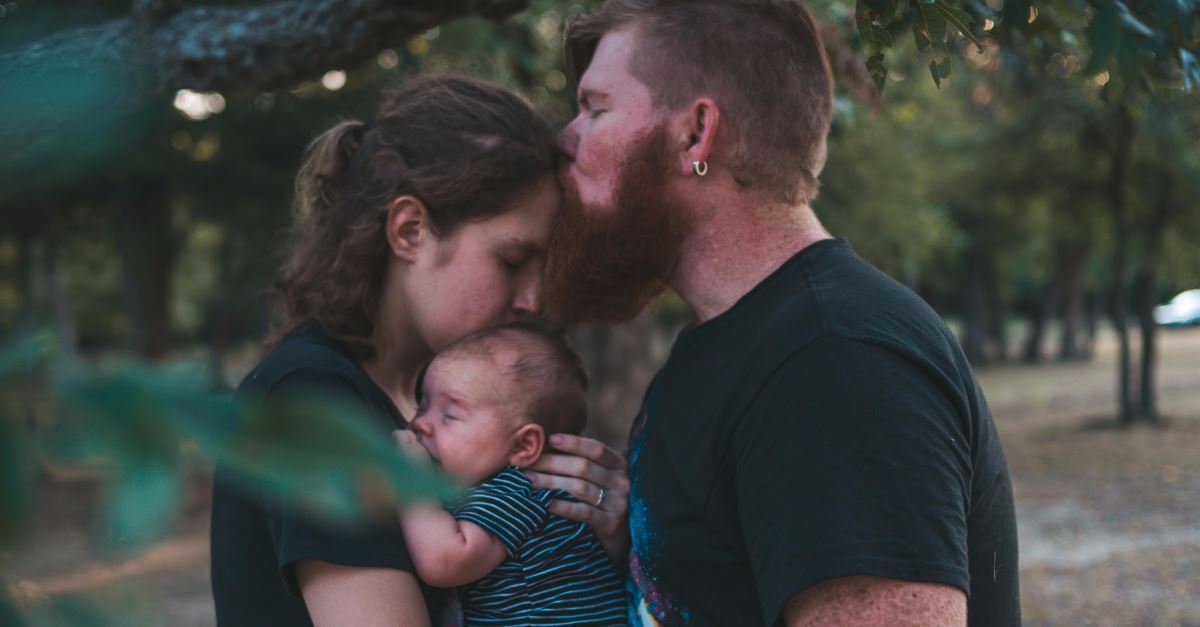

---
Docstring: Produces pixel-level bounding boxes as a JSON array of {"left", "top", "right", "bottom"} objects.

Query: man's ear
[
  {"left": 385, "top": 195, "right": 431, "bottom": 263},
  {"left": 508, "top": 423, "right": 547, "bottom": 469},
  {"left": 678, "top": 97, "right": 721, "bottom": 177}
]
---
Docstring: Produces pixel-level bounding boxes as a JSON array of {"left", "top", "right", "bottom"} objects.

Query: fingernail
[{"left": 550, "top": 435, "right": 565, "bottom": 445}]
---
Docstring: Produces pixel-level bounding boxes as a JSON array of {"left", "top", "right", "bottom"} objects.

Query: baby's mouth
[{"left": 417, "top": 437, "right": 443, "bottom": 469}]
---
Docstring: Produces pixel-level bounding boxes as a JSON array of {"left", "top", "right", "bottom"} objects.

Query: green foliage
[
  {"left": 0, "top": 333, "right": 462, "bottom": 620},
  {"left": 850, "top": 0, "right": 1200, "bottom": 93}
]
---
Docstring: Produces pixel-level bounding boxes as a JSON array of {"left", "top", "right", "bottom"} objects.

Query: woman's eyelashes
[{"left": 500, "top": 255, "right": 528, "bottom": 271}]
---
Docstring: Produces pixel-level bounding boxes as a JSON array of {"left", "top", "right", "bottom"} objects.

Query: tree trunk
[
  {"left": 13, "top": 237, "right": 36, "bottom": 336},
  {"left": 1058, "top": 248, "right": 1088, "bottom": 361},
  {"left": 43, "top": 238, "right": 79, "bottom": 362},
  {"left": 1135, "top": 170, "right": 1173, "bottom": 422},
  {"left": 1022, "top": 280, "right": 1058, "bottom": 363},
  {"left": 117, "top": 189, "right": 179, "bottom": 362},
  {"left": 962, "top": 245, "right": 989, "bottom": 365},
  {"left": 571, "top": 309, "right": 679, "bottom": 449},
  {"left": 1135, "top": 266, "right": 1159, "bottom": 421},
  {"left": 1108, "top": 103, "right": 1136, "bottom": 425}
]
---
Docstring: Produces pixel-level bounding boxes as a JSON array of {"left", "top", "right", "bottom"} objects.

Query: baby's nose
[{"left": 409, "top": 416, "right": 432, "bottom": 436}]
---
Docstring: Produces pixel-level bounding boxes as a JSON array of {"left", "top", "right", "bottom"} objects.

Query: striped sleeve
[{"left": 451, "top": 466, "right": 548, "bottom": 556}]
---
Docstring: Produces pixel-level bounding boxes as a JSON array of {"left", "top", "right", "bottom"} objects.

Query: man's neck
[{"left": 668, "top": 203, "right": 831, "bottom": 323}]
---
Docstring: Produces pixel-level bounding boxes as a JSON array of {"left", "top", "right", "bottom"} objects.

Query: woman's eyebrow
[{"left": 500, "top": 237, "right": 545, "bottom": 255}]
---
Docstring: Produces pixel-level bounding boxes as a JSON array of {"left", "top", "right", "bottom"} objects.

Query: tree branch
[{"left": 0, "top": 0, "right": 529, "bottom": 177}]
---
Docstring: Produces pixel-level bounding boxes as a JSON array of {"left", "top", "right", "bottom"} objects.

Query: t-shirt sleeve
[
  {"left": 451, "top": 467, "right": 549, "bottom": 556},
  {"left": 733, "top": 335, "right": 972, "bottom": 624},
  {"left": 258, "top": 369, "right": 416, "bottom": 596}
]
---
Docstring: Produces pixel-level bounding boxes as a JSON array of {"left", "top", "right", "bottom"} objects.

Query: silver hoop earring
[{"left": 692, "top": 160, "right": 708, "bottom": 177}]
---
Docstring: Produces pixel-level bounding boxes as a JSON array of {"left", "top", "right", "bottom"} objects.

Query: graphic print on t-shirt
[{"left": 627, "top": 407, "right": 691, "bottom": 626}]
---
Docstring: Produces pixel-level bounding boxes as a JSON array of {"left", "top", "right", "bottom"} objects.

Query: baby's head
[{"left": 409, "top": 319, "right": 588, "bottom": 484}]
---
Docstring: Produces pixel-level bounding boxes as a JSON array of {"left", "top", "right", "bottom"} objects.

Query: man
[{"left": 544, "top": 1, "right": 1021, "bottom": 625}]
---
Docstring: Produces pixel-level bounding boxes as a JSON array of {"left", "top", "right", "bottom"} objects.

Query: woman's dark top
[{"left": 209, "top": 321, "right": 441, "bottom": 626}]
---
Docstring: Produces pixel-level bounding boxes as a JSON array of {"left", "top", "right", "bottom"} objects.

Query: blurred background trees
[{"left": 0, "top": 0, "right": 1198, "bottom": 623}]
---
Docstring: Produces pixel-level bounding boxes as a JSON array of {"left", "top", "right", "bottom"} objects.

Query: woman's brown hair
[{"left": 271, "top": 74, "right": 557, "bottom": 359}]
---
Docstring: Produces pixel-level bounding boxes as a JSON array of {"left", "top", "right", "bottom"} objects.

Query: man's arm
[
  {"left": 782, "top": 576, "right": 966, "bottom": 627},
  {"left": 399, "top": 503, "right": 508, "bottom": 588},
  {"left": 296, "top": 560, "right": 431, "bottom": 627}
]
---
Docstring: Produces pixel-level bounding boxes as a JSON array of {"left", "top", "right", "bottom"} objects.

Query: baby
[{"left": 393, "top": 319, "right": 626, "bottom": 626}]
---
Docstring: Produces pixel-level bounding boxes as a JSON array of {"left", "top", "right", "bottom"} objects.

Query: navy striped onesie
[{"left": 451, "top": 466, "right": 627, "bottom": 626}]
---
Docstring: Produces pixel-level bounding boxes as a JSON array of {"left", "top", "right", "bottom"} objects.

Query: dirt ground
[{"left": 5, "top": 327, "right": 1199, "bottom": 626}]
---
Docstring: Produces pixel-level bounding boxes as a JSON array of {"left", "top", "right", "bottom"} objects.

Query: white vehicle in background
[{"left": 1154, "top": 289, "right": 1200, "bottom": 327}]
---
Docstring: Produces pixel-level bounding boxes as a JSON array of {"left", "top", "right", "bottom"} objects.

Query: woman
[{"left": 209, "top": 75, "right": 628, "bottom": 626}]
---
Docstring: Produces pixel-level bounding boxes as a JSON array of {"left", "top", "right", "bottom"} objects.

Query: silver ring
[{"left": 594, "top": 487, "right": 606, "bottom": 508}]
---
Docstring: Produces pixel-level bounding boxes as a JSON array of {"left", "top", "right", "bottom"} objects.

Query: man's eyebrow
[{"left": 577, "top": 87, "right": 608, "bottom": 107}]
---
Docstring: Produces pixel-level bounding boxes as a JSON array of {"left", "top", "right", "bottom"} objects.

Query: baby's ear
[{"left": 508, "top": 423, "right": 546, "bottom": 468}]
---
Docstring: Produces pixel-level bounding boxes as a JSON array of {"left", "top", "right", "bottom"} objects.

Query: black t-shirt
[
  {"left": 209, "top": 321, "right": 442, "bottom": 626},
  {"left": 626, "top": 239, "right": 1020, "bottom": 626}
]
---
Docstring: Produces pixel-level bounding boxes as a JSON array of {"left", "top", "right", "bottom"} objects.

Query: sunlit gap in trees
[{"left": 173, "top": 90, "right": 225, "bottom": 121}]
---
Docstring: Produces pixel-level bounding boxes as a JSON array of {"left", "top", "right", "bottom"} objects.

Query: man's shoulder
[{"left": 756, "top": 242, "right": 962, "bottom": 374}]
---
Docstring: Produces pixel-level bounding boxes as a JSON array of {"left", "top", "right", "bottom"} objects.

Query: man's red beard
[{"left": 544, "top": 125, "right": 691, "bottom": 325}]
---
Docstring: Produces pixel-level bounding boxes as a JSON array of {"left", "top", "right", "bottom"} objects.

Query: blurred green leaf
[
  {"left": 0, "top": 420, "right": 34, "bottom": 548},
  {"left": 25, "top": 595, "right": 127, "bottom": 627},
  {"left": 101, "top": 461, "right": 183, "bottom": 549},
  {"left": 46, "top": 359, "right": 460, "bottom": 533},
  {"left": 1085, "top": 5, "right": 1121, "bottom": 74},
  {"left": 1182, "top": 49, "right": 1200, "bottom": 91},
  {"left": 0, "top": 594, "right": 25, "bottom": 627},
  {"left": 217, "top": 394, "right": 462, "bottom": 521},
  {"left": 935, "top": 0, "right": 985, "bottom": 49},
  {"left": 867, "top": 53, "right": 890, "bottom": 91},
  {"left": 0, "top": 333, "right": 53, "bottom": 379},
  {"left": 864, "top": 0, "right": 900, "bottom": 22},
  {"left": 931, "top": 56, "right": 954, "bottom": 86},
  {"left": 1113, "top": 0, "right": 1156, "bottom": 38}
]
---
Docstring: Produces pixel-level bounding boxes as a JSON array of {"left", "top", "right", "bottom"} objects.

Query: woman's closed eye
[{"left": 500, "top": 255, "right": 528, "bottom": 271}]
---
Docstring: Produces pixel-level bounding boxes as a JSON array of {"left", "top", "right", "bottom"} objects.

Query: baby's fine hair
[{"left": 441, "top": 319, "right": 588, "bottom": 436}]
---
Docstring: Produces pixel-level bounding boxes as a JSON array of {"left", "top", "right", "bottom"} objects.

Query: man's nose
[{"left": 557, "top": 122, "right": 579, "bottom": 162}]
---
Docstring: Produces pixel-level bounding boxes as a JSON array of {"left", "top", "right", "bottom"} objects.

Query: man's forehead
[{"left": 580, "top": 28, "right": 640, "bottom": 92}]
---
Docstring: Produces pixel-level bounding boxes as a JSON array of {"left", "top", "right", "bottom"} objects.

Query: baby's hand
[{"left": 393, "top": 429, "right": 432, "bottom": 468}]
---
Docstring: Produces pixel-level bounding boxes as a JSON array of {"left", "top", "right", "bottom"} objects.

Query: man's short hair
[
  {"left": 566, "top": 0, "right": 834, "bottom": 206},
  {"left": 442, "top": 319, "right": 589, "bottom": 436}
]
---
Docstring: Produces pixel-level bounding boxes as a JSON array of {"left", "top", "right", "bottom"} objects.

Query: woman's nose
[{"left": 512, "top": 275, "right": 543, "bottom": 317}]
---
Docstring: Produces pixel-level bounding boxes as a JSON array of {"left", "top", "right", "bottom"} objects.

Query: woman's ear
[
  {"left": 508, "top": 424, "right": 546, "bottom": 469},
  {"left": 385, "top": 195, "right": 431, "bottom": 263}
]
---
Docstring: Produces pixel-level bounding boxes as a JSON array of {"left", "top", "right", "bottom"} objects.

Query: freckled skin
[
  {"left": 558, "top": 29, "right": 661, "bottom": 216},
  {"left": 783, "top": 575, "right": 966, "bottom": 626},
  {"left": 403, "top": 177, "right": 559, "bottom": 353}
]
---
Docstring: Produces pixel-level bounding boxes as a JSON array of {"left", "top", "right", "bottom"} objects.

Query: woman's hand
[{"left": 524, "top": 434, "right": 630, "bottom": 568}]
